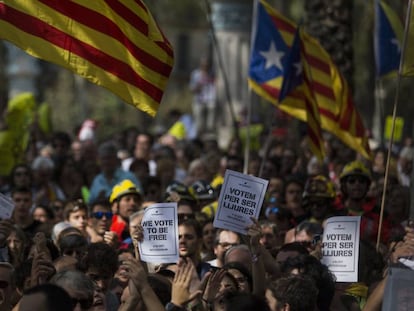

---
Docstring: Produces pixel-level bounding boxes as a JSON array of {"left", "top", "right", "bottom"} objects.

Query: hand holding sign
[
  {"left": 321, "top": 216, "right": 361, "bottom": 283},
  {"left": 214, "top": 170, "right": 268, "bottom": 235},
  {"left": 0, "top": 220, "right": 14, "bottom": 246},
  {"left": 138, "top": 203, "right": 179, "bottom": 263},
  {"left": 246, "top": 217, "right": 262, "bottom": 255}
]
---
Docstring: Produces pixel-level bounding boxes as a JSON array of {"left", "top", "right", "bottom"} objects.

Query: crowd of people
[{"left": 0, "top": 123, "right": 413, "bottom": 311}]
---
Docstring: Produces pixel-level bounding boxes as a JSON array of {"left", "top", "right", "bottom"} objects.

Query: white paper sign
[
  {"left": 321, "top": 216, "right": 361, "bottom": 283},
  {"left": 0, "top": 193, "right": 14, "bottom": 219},
  {"left": 138, "top": 203, "right": 179, "bottom": 264},
  {"left": 213, "top": 170, "right": 268, "bottom": 235},
  {"left": 382, "top": 268, "right": 414, "bottom": 311}
]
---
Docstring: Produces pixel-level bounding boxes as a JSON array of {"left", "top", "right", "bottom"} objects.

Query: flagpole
[
  {"left": 373, "top": 78, "right": 384, "bottom": 147},
  {"left": 243, "top": 89, "right": 253, "bottom": 175},
  {"left": 258, "top": 113, "right": 276, "bottom": 178},
  {"left": 202, "top": 0, "right": 238, "bottom": 137},
  {"left": 376, "top": 0, "right": 414, "bottom": 251},
  {"left": 241, "top": 0, "right": 260, "bottom": 175}
]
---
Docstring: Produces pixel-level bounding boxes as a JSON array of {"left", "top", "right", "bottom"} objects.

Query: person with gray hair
[
  {"left": 129, "top": 210, "right": 145, "bottom": 245},
  {"left": 31, "top": 155, "right": 66, "bottom": 206},
  {"left": 17, "top": 283, "right": 73, "bottom": 311},
  {"left": 397, "top": 146, "right": 414, "bottom": 186},
  {"left": 88, "top": 141, "right": 142, "bottom": 204},
  {"left": 224, "top": 244, "right": 253, "bottom": 273},
  {"left": 51, "top": 269, "right": 95, "bottom": 311}
]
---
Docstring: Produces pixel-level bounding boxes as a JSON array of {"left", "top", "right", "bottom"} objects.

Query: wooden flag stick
[{"left": 376, "top": 0, "right": 414, "bottom": 251}]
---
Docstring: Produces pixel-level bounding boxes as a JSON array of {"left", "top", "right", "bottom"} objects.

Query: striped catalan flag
[
  {"left": 248, "top": 0, "right": 370, "bottom": 159},
  {"left": 0, "top": 0, "right": 174, "bottom": 117},
  {"left": 279, "top": 28, "right": 325, "bottom": 161}
]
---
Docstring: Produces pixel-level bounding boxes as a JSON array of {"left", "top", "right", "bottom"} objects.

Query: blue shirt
[{"left": 88, "top": 168, "right": 142, "bottom": 204}]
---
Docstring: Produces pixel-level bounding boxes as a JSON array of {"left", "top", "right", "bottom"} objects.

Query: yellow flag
[
  {"left": 0, "top": 93, "right": 36, "bottom": 175},
  {"left": 402, "top": 0, "right": 414, "bottom": 75}
]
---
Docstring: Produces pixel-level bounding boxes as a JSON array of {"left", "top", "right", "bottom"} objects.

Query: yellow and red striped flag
[
  {"left": 248, "top": 0, "right": 370, "bottom": 159},
  {"left": 0, "top": 0, "right": 174, "bottom": 116},
  {"left": 278, "top": 27, "right": 325, "bottom": 161}
]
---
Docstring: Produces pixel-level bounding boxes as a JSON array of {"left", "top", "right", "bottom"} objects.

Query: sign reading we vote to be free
[
  {"left": 138, "top": 203, "right": 179, "bottom": 264},
  {"left": 214, "top": 169, "right": 268, "bottom": 235}
]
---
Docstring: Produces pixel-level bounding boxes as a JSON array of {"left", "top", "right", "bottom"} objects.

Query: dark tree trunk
[{"left": 304, "top": 0, "right": 354, "bottom": 86}]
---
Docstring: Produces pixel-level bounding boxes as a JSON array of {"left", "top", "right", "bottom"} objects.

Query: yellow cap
[
  {"left": 303, "top": 175, "right": 336, "bottom": 199},
  {"left": 340, "top": 161, "right": 371, "bottom": 181},
  {"left": 109, "top": 179, "right": 141, "bottom": 203}
]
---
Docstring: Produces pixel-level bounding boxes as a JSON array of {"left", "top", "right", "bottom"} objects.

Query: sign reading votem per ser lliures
[
  {"left": 138, "top": 203, "right": 179, "bottom": 264},
  {"left": 0, "top": 193, "right": 14, "bottom": 219},
  {"left": 321, "top": 216, "right": 361, "bottom": 282},
  {"left": 213, "top": 169, "right": 268, "bottom": 235}
]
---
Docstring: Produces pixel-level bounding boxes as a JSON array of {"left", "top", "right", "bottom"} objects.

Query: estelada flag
[
  {"left": 0, "top": 0, "right": 174, "bottom": 116},
  {"left": 278, "top": 27, "right": 325, "bottom": 161},
  {"left": 374, "top": 0, "right": 403, "bottom": 77},
  {"left": 248, "top": 0, "right": 370, "bottom": 159}
]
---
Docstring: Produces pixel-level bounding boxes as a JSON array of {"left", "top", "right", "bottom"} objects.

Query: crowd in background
[{"left": 0, "top": 121, "right": 413, "bottom": 311}]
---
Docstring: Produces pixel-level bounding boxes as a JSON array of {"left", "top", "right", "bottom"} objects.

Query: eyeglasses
[
  {"left": 218, "top": 242, "right": 239, "bottom": 249},
  {"left": 0, "top": 280, "right": 9, "bottom": 288},
  {"left": 235, "top": 276, "right": 247, "bottom": 283},
  {"left": 15, "top": 171, "right": 29, "bottom": 177},
  {"left": 178, "top": 234, "right": 195, "bottom": 240},
  {"left": 305, "top": 199, "right": 329, "bottom": 207},
  {"left": 71, "top": 297, "right": 93, "bottom": 310},
  {"left": 203, "top": 229, "right": 216, "bottom": 235},
  {"left": 346, "top": 176, "right": 367, "bottom": 184},
  {"left": 297, "top": 241, "right": 312, "bottom": 248},
  {"left": 92, "top": 211, "right": 113, "bottom": 219},
  {"left": 178, "top": 213, "right": 195, "bottom": 221}
]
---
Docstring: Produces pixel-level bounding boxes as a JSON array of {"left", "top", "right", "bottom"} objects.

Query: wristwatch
[{"left": 165, "top": 302, "right": 185, "bottom": 311}]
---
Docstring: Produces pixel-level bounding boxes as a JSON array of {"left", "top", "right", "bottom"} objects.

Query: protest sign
[
  {"left": 321, "top": 216, "right": 361, "bottom": 282},
  {"left": 0, "top": 193, "right": 14, "bottom": 219},
  {"left": 138, "top": 202, "right": 179, "bottom": 263},
  {"left": 382, "top": 267, "right": 414, "bottom": 311},
  {"left": 213, "top": 169, "right": 268, "bottom": 235}
]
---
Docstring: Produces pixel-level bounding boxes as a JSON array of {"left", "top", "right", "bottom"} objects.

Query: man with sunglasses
[
  {"left": 335, "top": 160, "right": 390, "bottom": 244},
  {"left": 88, "top": 200, "right": 118, "bottom": 248}
]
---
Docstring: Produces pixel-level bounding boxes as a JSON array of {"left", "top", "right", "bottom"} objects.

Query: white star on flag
[
  {"left": 391, "top": 38, "right": 401, "bottom": 52},
  {"left": 293, "top": 61, "right": 302, "bottom": 76},
  {"left": 260, "top": 41, "right": 285, "bottom": 70}
]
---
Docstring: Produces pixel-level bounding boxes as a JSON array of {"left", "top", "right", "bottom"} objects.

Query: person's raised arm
[
  {"left": 119, "top": 258, "right": 164, "bottom": 311},
  {"left": 363, "top": 273, "right": 388, "bottom": 311},
  {"left": 246, "top": 218, "right": 266, "bottom": 297},
  {"left": 170, "top": 259, "right": 203, "bottom": 310}
]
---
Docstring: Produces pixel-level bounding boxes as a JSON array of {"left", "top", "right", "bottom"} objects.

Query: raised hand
[
  {"left": 171, "top": 259, "right": 202, "bottom": 307},
  {"left": 0, "top": 220, "right": 14, "bottom": 246}
]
